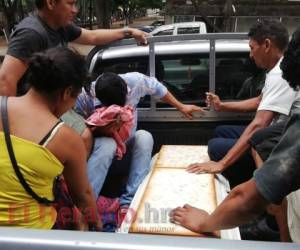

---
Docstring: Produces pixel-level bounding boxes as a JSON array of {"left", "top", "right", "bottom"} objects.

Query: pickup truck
[{"left": 1, "top": 33, "right": 299, "bottom": 250}]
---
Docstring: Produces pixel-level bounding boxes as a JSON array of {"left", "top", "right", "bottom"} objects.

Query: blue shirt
[{"left": 75, "top": 72, "right": 168, "bottom": 133}]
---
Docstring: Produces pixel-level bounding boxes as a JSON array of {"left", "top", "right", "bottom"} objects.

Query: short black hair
[
  {"left": 35, "top": 0, "right": 45, "bottom": 9},
  {"left": 248, "top": 19, "right": 289, "bottom": 51},
  {"left": 95, "top": 72, "right": 128, "bottom": 107},
  {"left": 281, "top": 27, "right": 300, "bottom": 90},
  {"left": 28, "top": 47, "right": 88, "bottom": 97},
  {"left": 35, "top": 0, "right": 59, "bottom": 9}
]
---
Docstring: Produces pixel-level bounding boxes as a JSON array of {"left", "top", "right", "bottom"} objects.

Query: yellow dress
[{"left": 0, "top": 132, "right": 63, "bottom": 229}]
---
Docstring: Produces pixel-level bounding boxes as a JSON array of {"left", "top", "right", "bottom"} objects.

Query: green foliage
[{"left": 113, "top": 0, "right": 163, "bottom": 12}]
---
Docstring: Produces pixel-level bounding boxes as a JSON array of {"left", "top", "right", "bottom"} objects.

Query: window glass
[
  {"left": 156, "top": 55, "right": 209, "bottom": 108},
  {"left": 174, "top": 15, "right": 194, "bottom": 23},
  {"left": 177, "top": 27, "right": 200, "bottom": 34},
  {"left": 215, "top": 53, "right": 265, "bottom": 100},
  {"left": 154, "top": 29, "right": 174, "bottom": 36},
  {"left": 92, "top": 53, "right": 265, "bottom": 110}
]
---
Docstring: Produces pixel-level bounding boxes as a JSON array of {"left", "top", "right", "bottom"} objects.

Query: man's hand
[
  {"left": 129, "top": 28, "right": 149, "bottom": 45},
  {"left": 187, "top": 160, "right": 225, "bottom": 174},
  {"left": 169, "top": 204, "right": 210, "bottom": 233},
  {"left": 179, "top": 104, "right": 205, "bottom": 119},
  {"left": 206, "top": 92, "right": 222, "bottom": 111}
]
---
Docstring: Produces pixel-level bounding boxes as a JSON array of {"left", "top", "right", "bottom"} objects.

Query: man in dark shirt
[
  {"left": 170, "top": 30, "right": 300, "bottom": 242},
  {"left": 0, "top": 0, "right": 148, "bottom": 96},
  {"left": 0, "top": 0, "right": 148, "bottom": 154}
]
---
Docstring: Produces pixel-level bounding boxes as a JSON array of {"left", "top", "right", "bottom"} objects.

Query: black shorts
[{"left": 248, "top": 121, "right": 287, "bottom": 161}]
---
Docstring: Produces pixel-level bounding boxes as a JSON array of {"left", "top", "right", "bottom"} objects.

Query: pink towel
[{"left": 86, "top": 105, "right": 134, "bottom": 159}]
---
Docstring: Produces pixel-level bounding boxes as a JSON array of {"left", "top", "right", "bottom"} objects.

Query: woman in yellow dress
[{"left": 0, "top": 47, "right": 101, "bottom": 231}]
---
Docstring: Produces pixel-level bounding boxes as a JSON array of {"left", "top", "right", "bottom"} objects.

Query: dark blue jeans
[{"left": 208, "top": 125, "right": 256, "bottom": 187}]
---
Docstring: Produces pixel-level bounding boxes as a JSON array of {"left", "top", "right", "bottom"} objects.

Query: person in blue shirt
[{"left": 76, "top": 72, "right": 204, "bottom": 214}]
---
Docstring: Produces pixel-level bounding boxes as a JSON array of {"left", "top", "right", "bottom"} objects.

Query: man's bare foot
[{"left": 169, "top": 204, "right": 210, "bottom": 233}]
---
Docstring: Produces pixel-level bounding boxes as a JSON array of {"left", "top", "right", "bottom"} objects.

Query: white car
[{"left": 150, "top": 22, "right": 207, "bottom": 36}]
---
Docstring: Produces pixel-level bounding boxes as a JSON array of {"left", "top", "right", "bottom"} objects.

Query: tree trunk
[
  {"left": 191, "top": 0, "right": 221, "bottom": 32},
  {"left": 1, "top": 0, "right": 19, "bottom": 35},
  {"left": 223, "top": 0, "right": 234, "bottom": 32},
  {"left": 95, "top": 0, "right": 111, "bottom": 28}
]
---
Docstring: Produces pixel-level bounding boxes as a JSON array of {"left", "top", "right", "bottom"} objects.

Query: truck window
[
  {"left": 215, "top": 53, "right": 264, "bottom": 101},
  {"left": 177, "top": 27, "right": 200, "bottom": 34},
  {"left": 156, "top": 55, "right": 209, "bottom": 108},
  {"left": 154, "top": 29, "right": 174, "bottom": 36}
]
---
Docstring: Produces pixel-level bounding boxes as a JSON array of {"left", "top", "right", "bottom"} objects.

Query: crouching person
[
  {"left": 76, "top": 72, "right": 204, "bottom": 221},
  {"left": 0, "top": 47, "right": 101, "bottom": 231}
]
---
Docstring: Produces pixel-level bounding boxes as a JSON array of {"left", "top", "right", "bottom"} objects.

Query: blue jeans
[
  {"left": 87, "top": 130, "right": 154, "bottom": 206},
  {"left": 208, "top": 125, "right": 256, "bottom": 187}
]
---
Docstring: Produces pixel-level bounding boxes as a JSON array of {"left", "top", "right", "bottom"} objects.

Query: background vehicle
[
  {"left": 150, "top": 19, "right": 165, "bottom": 28},
  {"left": 130, "top": 25, "right": 154, "bottom": 33},
  {"left": 150, "top": 22, "right": 207, "bottom": 36}
]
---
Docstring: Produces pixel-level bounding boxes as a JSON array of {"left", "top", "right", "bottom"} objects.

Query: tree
[
  {"left": 223, "top": 0, "right": 235, "bottom": 32},
  {"left": 1, "top": 0, "right": 19, "bottom": 35},
  {"left": 95, "top": 0, "right": 112, "bottom": 28},
  {"left": 113, "top": 0, "right": 163, "bottom": 25},
  {"left": 0, "top": 0, "right": 35, "bottom": 37},
  {"left": 190, "top": 0, "right": 221, "bottom": 32}
]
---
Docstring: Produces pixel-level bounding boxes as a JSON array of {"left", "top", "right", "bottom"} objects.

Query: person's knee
[
  {"left": 208, "top": 138, "right": 225, "bottom": 160},
  {"left": 134, "top": 130, "right": 154, "bottom": 150},
  {"left": 93, "top": 137, "right": 117, "bottom": 156}
]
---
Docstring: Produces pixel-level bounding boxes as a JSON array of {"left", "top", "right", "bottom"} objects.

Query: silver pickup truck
[{"left": 1, "top": 33, "right": 299, "bottom": 250}]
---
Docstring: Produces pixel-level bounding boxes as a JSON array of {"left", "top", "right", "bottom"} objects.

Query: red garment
[{"left": 86, "top": 105, "right": 134, "bottom": 159}]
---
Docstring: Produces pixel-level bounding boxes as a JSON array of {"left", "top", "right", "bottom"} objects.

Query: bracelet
[{"left": 123, "top": 26, "right": 132, "bottom": 39}]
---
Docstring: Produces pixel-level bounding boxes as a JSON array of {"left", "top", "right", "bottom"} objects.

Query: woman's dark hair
[
  {"left": 248, "top": 19, "right": 289, "bottom": 51},
  {"left": 281, "top": 27, "right": 300, "bottom": 91},
  {"left": 28, "top": 47, "right": 88, "bottom": 97},
  {"left": 95, "top": 72, "right": 128, "bottom": 107}
]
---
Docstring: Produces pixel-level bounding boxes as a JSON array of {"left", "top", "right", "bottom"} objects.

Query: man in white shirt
[{"left": 188, "top": 20, "right": 296, "bottom": 188}]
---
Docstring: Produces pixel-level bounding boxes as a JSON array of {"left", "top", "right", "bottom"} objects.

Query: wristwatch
[{"left": 123, "top": 26, "right": 132, "bottom": 39}]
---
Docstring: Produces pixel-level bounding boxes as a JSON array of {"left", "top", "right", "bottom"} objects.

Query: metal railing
[{"left": 89, "top": 33, "right": 254, "bottom": 122}]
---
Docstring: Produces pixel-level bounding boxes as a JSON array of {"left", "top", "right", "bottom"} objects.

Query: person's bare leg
[
  {"left": 251, "top": 148, "right": 291, "bottom": 242},
  {"left": 267, "top": 199, "right": 292, "bottom": 242},
  {"left": 251, "top": 148, "right": 263, "bottom": 168}
]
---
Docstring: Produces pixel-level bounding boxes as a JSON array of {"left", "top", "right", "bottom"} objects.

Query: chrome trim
[
  {"left": 0, "top": 227, "right": 298, "bottom": 250},
  {"left": 209, "top": 39, "right": 216, "bottom": 94}
]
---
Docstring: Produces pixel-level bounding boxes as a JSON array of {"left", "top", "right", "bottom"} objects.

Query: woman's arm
[{"left": 49, "top": 126, "right": 102, "bottom": 231}]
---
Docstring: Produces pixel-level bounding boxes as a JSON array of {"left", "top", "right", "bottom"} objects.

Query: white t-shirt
[{"left": 257, "top": 58, "right": 296, "bottom": 121}]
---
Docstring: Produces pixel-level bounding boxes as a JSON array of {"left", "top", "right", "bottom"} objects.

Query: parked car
[
  {"left": 150, "top": 19, "right": 165, "bottom": 28},
  {"left": 150, "top": 22, "right": 207, "bottom": 36},
  {"left": 130, "top": 25, "right": 154, "bottom": 33}
]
